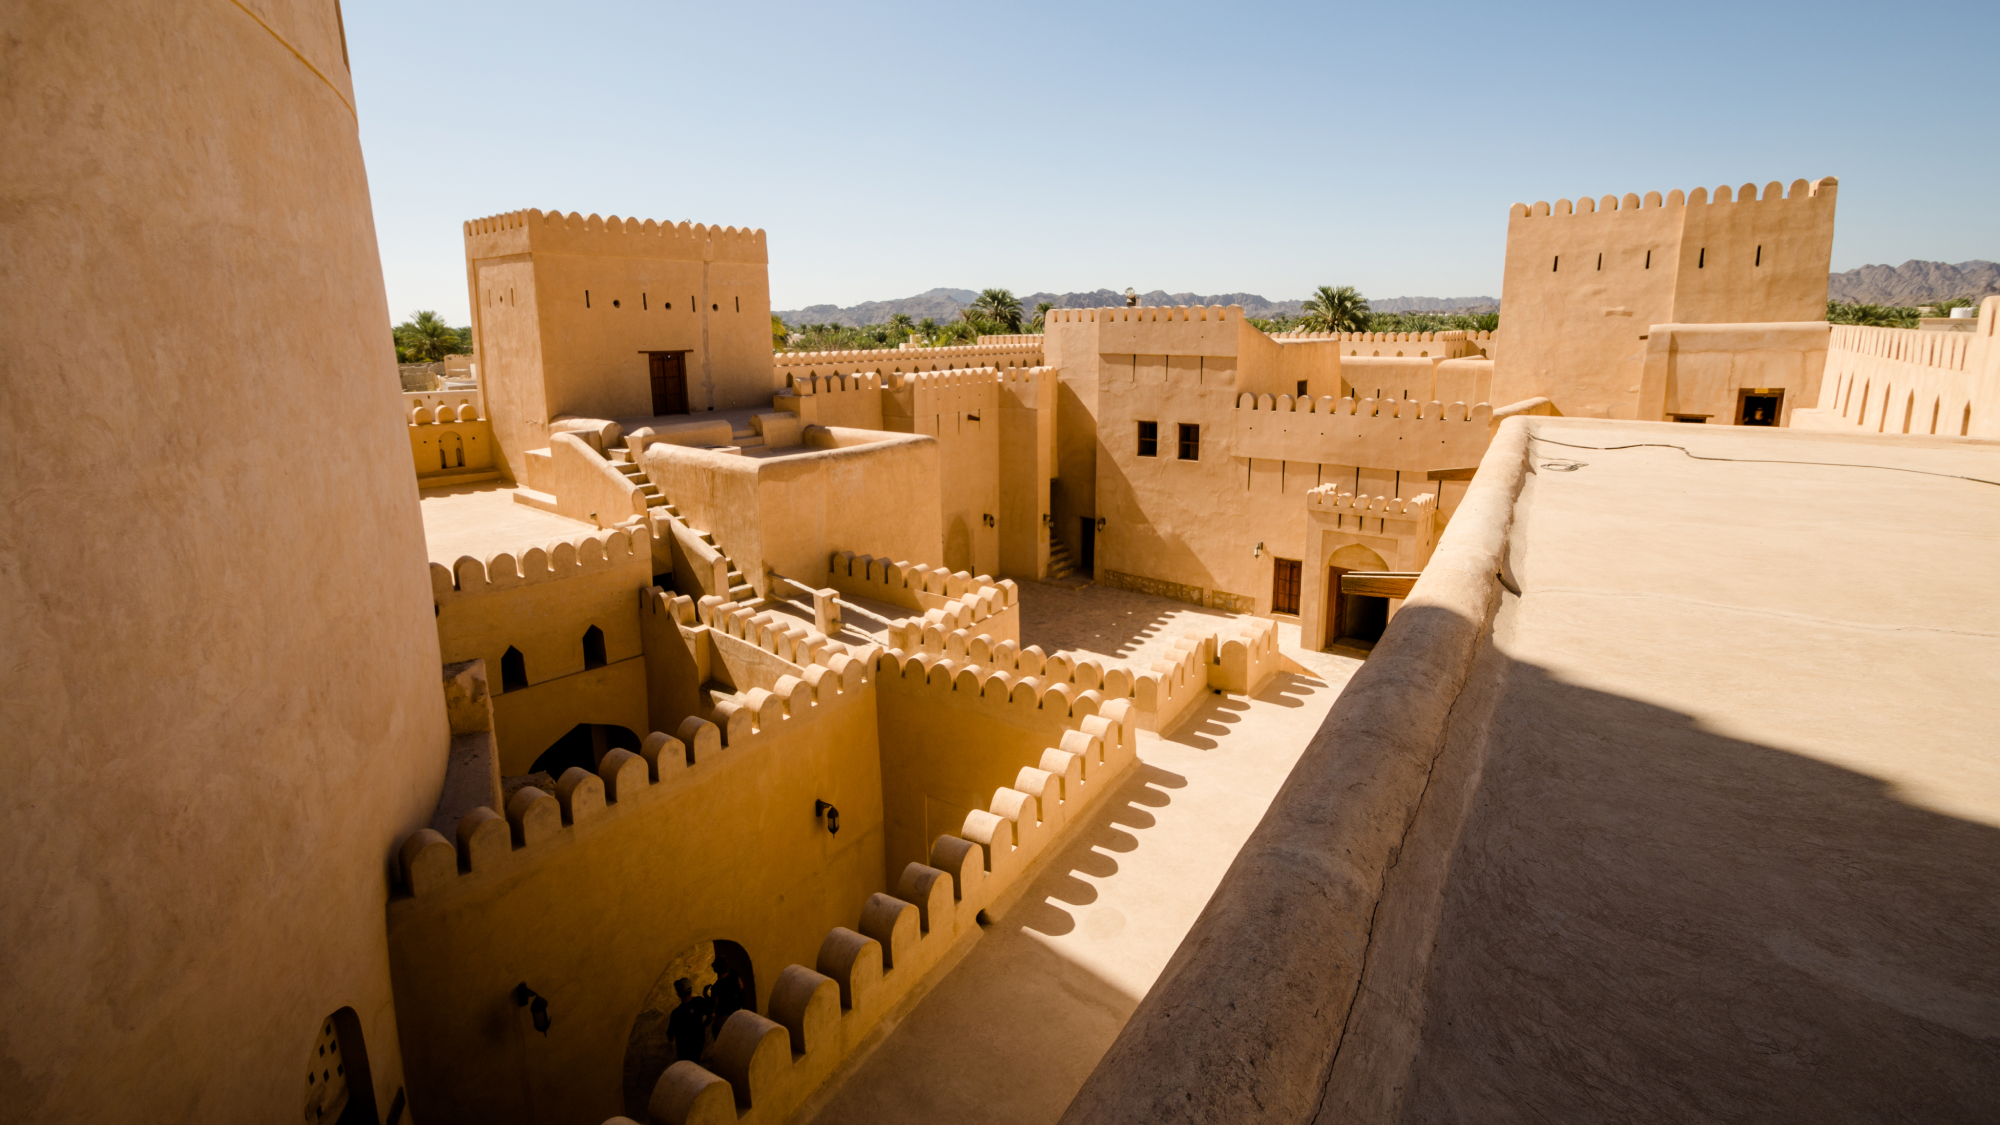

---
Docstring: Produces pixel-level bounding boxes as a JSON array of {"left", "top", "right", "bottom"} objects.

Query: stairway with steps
[
  {"left": 610, "top": 447, "right": 757, "bottom": 604},
  {"left": 1046, "top": 535, "right": 1084, "bottom": 584}
]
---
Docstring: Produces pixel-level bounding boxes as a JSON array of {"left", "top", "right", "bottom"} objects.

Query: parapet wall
[
  {"left": 430, "top": 524, "right": 653, "bottom": 604},
  {"left": 463, "top": 208, "right": 768, "bottom": 265},
  {"left": 1795, "top": 297, "right": 1999, "bottom": 438},
  {"left": 1507, "top": 176, "right": 1836, "bottom": 219},
  {"left": 774, "top": 342, "right": 1044, "bottom": 382},
  {"left": 1232, "top": 392, "right": 1493, "bottom": 472},
  {"left": 1045, "top": 304, "right": 1245, "bottom": 324}
]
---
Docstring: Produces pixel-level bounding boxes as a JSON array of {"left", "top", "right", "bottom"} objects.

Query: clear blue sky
[{"left": 349, "top": 1, "right": 1999, "bottom": 326}]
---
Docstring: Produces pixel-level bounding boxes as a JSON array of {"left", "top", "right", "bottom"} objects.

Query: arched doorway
[
  {"left": 621, "top": 939, "right": 757, "bottom": 1116},
  {"left": 1324, "top": 544, "right": 1391, "bottom": 651},
  {"left": 303, "top": 1007, "right": 377, "bottom": 1124},
  {"left": 530, "top": 723, "right": 642, "bottom": 781}
]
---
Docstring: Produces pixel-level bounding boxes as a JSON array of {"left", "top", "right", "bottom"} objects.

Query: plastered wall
[
  {"left": 1794, "top": 298, "right": 2000, "bottom": 439},
  {"left": 1, "top": 1, "right": 449, "bottom": 1118},
  {"left": 1637, "top": 322, "right": 1831, "bottom": 425},
  {"left": 1496, "top": 178, "right": 1836, "bottom": 418},
  {"left": 465, "top": 209, "right": 774, "bottom": 478}
]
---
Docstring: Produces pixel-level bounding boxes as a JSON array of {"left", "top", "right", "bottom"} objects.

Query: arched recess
[
  {"left": 621, "top": 940, "right": 758, "bottom": 1117},
  {"left": 582, "top": 625, "right": 607, "bottom": 670},
  {"left": 529, "top": 722, "right": 641, "bottom": 780},
  {"left": 1324, "top": 544, "right": 1393, "bottom": 652},
  {"left": 304, "top": 1007, "right": 378, "bottom": 1124},
  {"left": 501, "top": 646, "right": 527, "bottom": 692}
]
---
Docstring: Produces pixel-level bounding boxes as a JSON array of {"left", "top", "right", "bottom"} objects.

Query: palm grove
[{"left": 775, "top": 285, "right": 1502, "bottom": 352}]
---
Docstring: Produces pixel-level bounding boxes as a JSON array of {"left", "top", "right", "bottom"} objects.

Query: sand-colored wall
[
  {"left": 1, "top": 2, "right": 451, "bottom": 1119},
  {"left": 465, "top": 210, "right": 773, "bottom": 476},
  {"left": 1495, "top": 179, "right": 1836, "bottom": 419},
  {"left": 410, "top": 418, "right": 497, "bottom": 479},
  {"left": 642, "top": 435, "right": 943, "bottom": 596},
  {"left": 1636, "top": 321, "right": 1830, "bottom": 424},
  {"left": 1793, "top": 297, "right": 2000, "bottom": 439},
  {"left": 432, "top": 526, "right": 655, "bottom": 771},
  {"left": 387, "top": 654, "right": 885, "bottom": 1125}
]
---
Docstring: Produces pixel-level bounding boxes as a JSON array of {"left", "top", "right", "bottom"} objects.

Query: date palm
[
  {"left": 393, "top": 310, "right": 467, "bottom": 363},
  {"left": 1299, "top": 285, "right": 1370, "bottom": 333},
  {"left": 970, "top": 288, "right": 1024, "bottom": 332}
]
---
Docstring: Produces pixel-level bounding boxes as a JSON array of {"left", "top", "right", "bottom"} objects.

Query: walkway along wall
[{"left": 1793, "top": 296, "right": 2000, "bottom": 438}]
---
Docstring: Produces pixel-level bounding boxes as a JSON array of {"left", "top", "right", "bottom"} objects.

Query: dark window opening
[
  {"left": 1296, "top": 379, "right": 1309, "bottom": 397},
  {"left": 612, "top": 299, "right": 621, "bottom": 308},
  {"left": 582, "top": 625, "right": 606, "bottom": 670},
  {"left": 711, "top": 303, "right": 719, "bottom": 311},
  {"left": 1645, "top": 250, "right": 1651, "bottom": 268},
  {"left": 735, "top": 296, "right": 740, "bottom": 312},
  {"left": 1136, "top": 420, "right": 1158, "bottom": 457},
  {"left": 585, "top": 290, "right": 591, "bottom": 308},
  {"left": 1272, "top": 557, "right": 1302, "bottom": 615},
  {"left": 1178, "top": 423, "right": 1200, "bottom": 461},
  {"left": 1596, "top": 253, "right": 1602, "bottom": 270},
  {"left": 1755, "top": 245, "right": 1763, "bottom": 266},
  {"left": 501, "top": 646, "right": 527, "bottom": 692},
  {"left": 532, "top": 723, "right": 641, "bottom": 780},
  {"left": 1698, "top": 248, "right": 1706, "bottom": 268},
  {"left": 664, "top": 301, "right": 672, "bottom": 309},
  {"left": 1738, "top": 389, "right": 1783, "bottom": 427},
  {"left": 1552, "top": 256, "right": 1559, "bottom": 272},
  {"left": 643, "top": 293, "right": 648, "bottom": 309},
  {"left": 1078, "top": 517, "right": 1096, "bottom": 574}
]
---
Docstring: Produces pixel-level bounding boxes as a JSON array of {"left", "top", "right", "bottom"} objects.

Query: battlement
[
  {"left": 1271, "top": 330, "right": 1495, "bottom": 344},
  {"left": 1305, "top": 488, "right": 1438, "bottom": 518},
  {"left": 976, "top": 334, "right": 1045, "bottom": 346},
  {"left": 775, "top": 342, "right": 1043, "bottom": 376},
  {"left": 462, "top": 208, "right": 768, "bottom": 263},
  {"left": 429, "top": 524, "right": 651, "bottom": 603},
  {"left": 1045, "top": 304, "right": 1244, "bottom": 324},
  {"left": 827, "top": 551, "right": 1020, "bottom": 615},
  {"left": 1508, "top": 176, "right": 1837, "bottom": 219},
  {"left": 1236, "top": 392, "right": 1493, "bottom": 424}
]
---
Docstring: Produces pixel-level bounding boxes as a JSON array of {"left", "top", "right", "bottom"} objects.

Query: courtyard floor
[{"left": 799, "top": 581, "right": 1358, "bottom": 1125}]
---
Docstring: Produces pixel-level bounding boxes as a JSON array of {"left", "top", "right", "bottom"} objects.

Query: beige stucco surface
[
  {"left": 1381, "top": 420, "right": 2000, "bottom": 1121},
  {"left": 0, "top": 1, "right": 449, "bottom": 1119},
  {"left": 804, "top": 588, "right": 1359, "bottom": 1124},
  {"left": 421, "top": 481, "right": 603, "bottom": 565}
]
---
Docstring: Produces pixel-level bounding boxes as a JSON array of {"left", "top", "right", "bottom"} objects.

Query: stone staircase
[
  {"left": 1046, "top": 535, "right": 1083, "bottom": 583},
  {"left": 611, "top": 447, "right": 756, "bottom": 604}
]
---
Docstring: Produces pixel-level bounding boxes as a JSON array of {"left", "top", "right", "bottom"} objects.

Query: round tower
[{"left": 1, "top": 1, "right": 449, "bottom": 1118}]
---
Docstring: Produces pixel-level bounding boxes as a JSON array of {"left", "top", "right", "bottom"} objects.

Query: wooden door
[
  {"left": 649, "top": 352, "right": 688, "bottom": 416},
  {"left": 1324, "top": 566, "right": 1347, "bottom": 646}
]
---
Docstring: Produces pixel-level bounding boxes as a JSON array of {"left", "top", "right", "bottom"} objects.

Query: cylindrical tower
[{"left": 0, "top": 1, "right": 449, "bottom": 1119}]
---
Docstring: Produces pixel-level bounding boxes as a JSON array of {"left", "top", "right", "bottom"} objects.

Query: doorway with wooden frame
[{"left": 645, "top": 351, "right": 689, "bottom": 416}]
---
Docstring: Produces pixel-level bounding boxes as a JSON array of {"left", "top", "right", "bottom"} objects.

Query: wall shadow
[
  {"left": 1016, "top": 764, "right": 1188, "bottom": 939},
  {"left": 1390, "top": 657, "right": 2000, "bottom": 1123}
]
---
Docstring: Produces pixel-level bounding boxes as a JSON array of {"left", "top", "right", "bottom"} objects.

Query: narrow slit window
[
  {"left": 585, "top": 290, "right": 591, "bottom": 308},
  {"left": 1552, "top": 256, "right": 1559, "bottom": 272},
  {"left": 735, "top": 296, "right": 741, "bottom": 312},
  {"left": 1698, "top": 249, "right": 1706, "bottom": 268},
  {"left": 1755, "top": 245, "right": 1763, "bottom": 266},
  {"left": 1645, "top": 250, "right": 1651, "bottom": 268},
  {"left": 642, "top": 293, "right": 648, "bottom": 310},
  {"left": 1597, "top": 253, "right": 1602, "bottom": 270}
]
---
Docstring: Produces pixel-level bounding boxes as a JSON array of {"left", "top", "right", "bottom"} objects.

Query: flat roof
[{"left": 418, "top": 481, "right": 602, "bottom": 567}]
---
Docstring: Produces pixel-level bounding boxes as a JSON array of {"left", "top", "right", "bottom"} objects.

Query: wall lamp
[
  {"left": 1253, "top": 541, "right": 1265, "bottom": 558},
  {"left": 513, "top": 983, "right": 551, "bottom": 1035},
  {"left": 815, "top": 799, "right": 841, "bottom": 835},
  {"left": 1041, "top": 513, "right": 1052, "bottom": 527},
  {"left": 982, "top": 513, "right": 995, "bottom": 528},
  {"left": 1095, "top": 517, "right": 1107, "bottom": 531}
]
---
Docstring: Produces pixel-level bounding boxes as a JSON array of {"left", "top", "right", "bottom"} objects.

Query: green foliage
[
  {"left": 1299, "top": 285, "right": 1371, "bottom": 333},
  {"left": 1827, "top": 300, "right": 1920, "bottom": 329},
  {"left": 970, "top": 288, "right": 1024, "bottom": 332},
  {"left": 771, "top": 315, "right": 789, "bottom": 349},
  {"left": 1254, "top": 292, "right": 1498, "bottom": 337},
  {"left": 393, "top": 310, "right": 470, "bottom": 364}
]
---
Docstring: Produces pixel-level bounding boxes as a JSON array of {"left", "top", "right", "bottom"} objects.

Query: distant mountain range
[
  {"left": 775, "top": 261, "right": 1999, "bottom": 327},
  {"left": 775, "top": 288, "right": 1500, "bottom": 327},
  {"left": 1828, "top": 260, "right": 1999, "bottom": 305}
]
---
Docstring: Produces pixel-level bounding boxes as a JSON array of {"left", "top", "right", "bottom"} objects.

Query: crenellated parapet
[
  {"left": 462, "top": 208, "right": 767, "bottom": 265},
  {"left": 827, "top": 551, "right": 1019, "bottom": 615},
  {"left": 429, "top": 524, "right": 652, "bottom": 605},
  {"left": 1233, "top": 392, "right": 1493, "bottom": 472},
  {"left": 1237, "top": 392, "right": 1493, "bottom": 422},
  {"left": 1508, "top": 176, "right": 1836, "bottom": 220},
  {"left": 1305, "top": 488, "right": 1437, "bottom": 519},
  {"left": 1270, "top": 329, "right": 1494, "bottom": 345},
  {"left": 774, "top": 342, "right": 1043, "bottom": 382},
  {"left": 1044, "top": 304, "right": 1244, "bottom": 324}
]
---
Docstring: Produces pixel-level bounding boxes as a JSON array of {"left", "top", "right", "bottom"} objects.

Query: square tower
[
  {"left": 463, "top": 209, "right": 773, "bottom": 479},
  {"left": 1494, "top": 178, "right": 1836, "bottom": 418}
]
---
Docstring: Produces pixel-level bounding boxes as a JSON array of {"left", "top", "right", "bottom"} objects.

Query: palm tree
[
  {"left": 970, "top": 288, "right": 1024, "bottom": 332},
  {"left": 393, "top": 310, "right": 468, "bottom": 363},
  {"left": 1298, "top": 286, "right": 1371, "bottom": 333},
  {"left": 1029, "top": 301, "right": 1054, "bottom": 333},
  {"left": 887, "top": 312, "right": 913, "bottom": 340},
  {"left": 770, "top": 315, "right": 790, "bottom": 350},
  {"left": 916, "top": 317, "right": 938, "bottom": 343}
]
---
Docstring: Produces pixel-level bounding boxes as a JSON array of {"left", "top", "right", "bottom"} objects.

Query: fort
[{"left": 5, "top": 8, "right": 1998, "bottom": 1125}]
